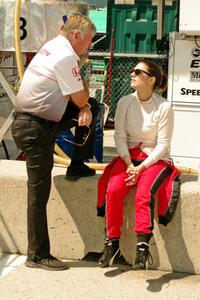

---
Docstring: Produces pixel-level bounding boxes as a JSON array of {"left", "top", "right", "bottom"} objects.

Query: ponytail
[{"left": 159, "top": 73, "right": 168, "bottom": 93}]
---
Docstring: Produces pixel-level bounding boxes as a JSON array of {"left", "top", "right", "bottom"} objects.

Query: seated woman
[{"left": 97, "top": 60, "right": 181, "bottom": 270}]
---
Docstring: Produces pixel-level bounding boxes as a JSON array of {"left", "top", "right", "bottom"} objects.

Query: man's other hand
[{"left": 78, "top": 105, "right": 92, "bottom": 126}]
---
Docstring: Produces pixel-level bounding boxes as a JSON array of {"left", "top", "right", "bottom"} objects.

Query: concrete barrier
[{"left": 0, "top": 160, "right": 200, "bottom": 274}]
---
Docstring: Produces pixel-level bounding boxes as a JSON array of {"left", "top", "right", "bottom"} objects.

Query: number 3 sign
[
  {"left": 0, "top": 1, "right": 88, "bottom": 52},
  {"left": 20, "top": 17, "right": 27, "bottom": 40}
]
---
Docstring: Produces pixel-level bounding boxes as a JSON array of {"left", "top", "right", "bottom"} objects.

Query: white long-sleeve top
[{"left": 114, "top": 91, "right": 173, "bottom": 168}]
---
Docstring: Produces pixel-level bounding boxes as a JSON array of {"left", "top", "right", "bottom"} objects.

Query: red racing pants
[{"left": 102, "top": 148, "right": 180, "bottom": 239}]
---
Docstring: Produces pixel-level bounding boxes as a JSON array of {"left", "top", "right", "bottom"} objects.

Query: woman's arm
[
  {"left": 114, "top": 96, "right": 132, "bottom": 160},
  {"left": 142, "top": 101, "right": 173, "bottom": 168}
]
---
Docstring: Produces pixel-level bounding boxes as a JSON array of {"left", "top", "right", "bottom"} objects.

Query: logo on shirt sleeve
[
  {"left": 72, "top": 66, "right": 80, "bottom": 77},
  {"left": 39, "top": 48, "right": 51, "bottom": 56}
]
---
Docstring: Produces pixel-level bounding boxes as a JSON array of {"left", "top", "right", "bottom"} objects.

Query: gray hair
[{"left": 62, "top": 13, "right": 96, "bottom": 37}]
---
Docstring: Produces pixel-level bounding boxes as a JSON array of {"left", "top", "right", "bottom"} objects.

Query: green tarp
[{"left": 89, "top": 9, "right": 107, "bottom": 33}]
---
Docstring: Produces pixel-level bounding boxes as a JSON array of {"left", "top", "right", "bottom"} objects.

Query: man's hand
[{"left": 77, "top": 105, "right": 92, "bottom": 127}]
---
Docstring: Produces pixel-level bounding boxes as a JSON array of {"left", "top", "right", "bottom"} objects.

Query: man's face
[{"left": 73, "top": 29, "right": 94, "bottom": 56}]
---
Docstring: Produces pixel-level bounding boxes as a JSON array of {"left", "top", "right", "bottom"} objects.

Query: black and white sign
[{"left": 170, "top": 37, "right": 200, "bottom": 104}]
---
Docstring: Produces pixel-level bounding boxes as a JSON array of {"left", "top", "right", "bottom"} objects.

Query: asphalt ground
[{"left": 1, "top": 253, "right": 200, "bottom": 300}]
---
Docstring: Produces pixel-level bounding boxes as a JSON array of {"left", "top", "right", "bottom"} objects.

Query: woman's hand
[
  {"left": 78, "top": 105, "right": 92, "bottom": 127},
  {"left": 125, "top": 163, "right": 145, "bottom": 186}
]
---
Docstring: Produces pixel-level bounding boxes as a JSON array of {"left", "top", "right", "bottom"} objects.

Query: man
[{"left": 11, "top": 13, "right": 98, "bottom": 271}]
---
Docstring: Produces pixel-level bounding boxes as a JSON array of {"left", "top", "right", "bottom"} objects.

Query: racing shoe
[
  {"left": 133, "top": 242, "right": 153, "bottom": 270},
  {"left": 98, "top": 238, "right": 120, "bottom": 268}
]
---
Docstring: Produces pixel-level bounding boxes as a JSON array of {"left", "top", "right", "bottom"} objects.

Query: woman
[{"left": 97, "top": 60, "right": 181, "bottom": 270}]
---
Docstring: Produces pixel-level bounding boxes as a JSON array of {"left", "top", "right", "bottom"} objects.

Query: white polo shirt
[{"left": 15, "top": 35, "right": 84, "bottom": 122}]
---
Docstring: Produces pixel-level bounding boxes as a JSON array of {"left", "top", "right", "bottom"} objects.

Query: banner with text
[{"left": 0, "top": 0, "right": 88, "bottom": 52}]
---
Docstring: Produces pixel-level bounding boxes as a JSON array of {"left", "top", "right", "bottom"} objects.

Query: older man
[{"left": 12, "top": 13, "right": 98, "bottom": 271}]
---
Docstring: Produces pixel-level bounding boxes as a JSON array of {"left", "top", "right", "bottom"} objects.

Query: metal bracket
[
  {"left": 152, "top": 0, "right": 173, "bottom": 5},
  {"left": 157, "top": 0, "right": 165, "bottom": 42},
  {"left": 0, "top": 69, "right": 16, "bottom": 105},
  {"left": 0, "top": 69, "right": 16, "bottom": 143},
  {"left": 0, "top": 109, "right": 15, "bottom": 143}
]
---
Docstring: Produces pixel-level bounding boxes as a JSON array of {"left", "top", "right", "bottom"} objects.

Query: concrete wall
[{"left": 0, "top": 160, "right": 200, "bottom": 274}]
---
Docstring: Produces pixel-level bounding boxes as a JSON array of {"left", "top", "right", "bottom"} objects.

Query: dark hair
[{"left": 137, "top": 60, "right": 167, "bottom": 93}]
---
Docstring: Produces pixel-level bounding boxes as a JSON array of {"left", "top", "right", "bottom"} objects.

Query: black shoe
[
  {"left": 133, "top": 242, "right": 153, "bottom": 270},
  {"left": 98, "top": 238, "right": 120, "bottom": 268},
  {"left": 66, "top": 163, "right": 95, "bottom": 181},
  {"left": 25, "top": 255, "right": 69, "bottom": 271}
]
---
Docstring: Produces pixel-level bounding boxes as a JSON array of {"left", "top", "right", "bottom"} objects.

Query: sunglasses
[{"left": 132, "top": 69, "right": 153, "bottom": 77}]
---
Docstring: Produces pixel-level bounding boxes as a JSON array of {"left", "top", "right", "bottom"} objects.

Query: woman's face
[{"left": 130, "top": 62, "right": 155, "bottom": 90}]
